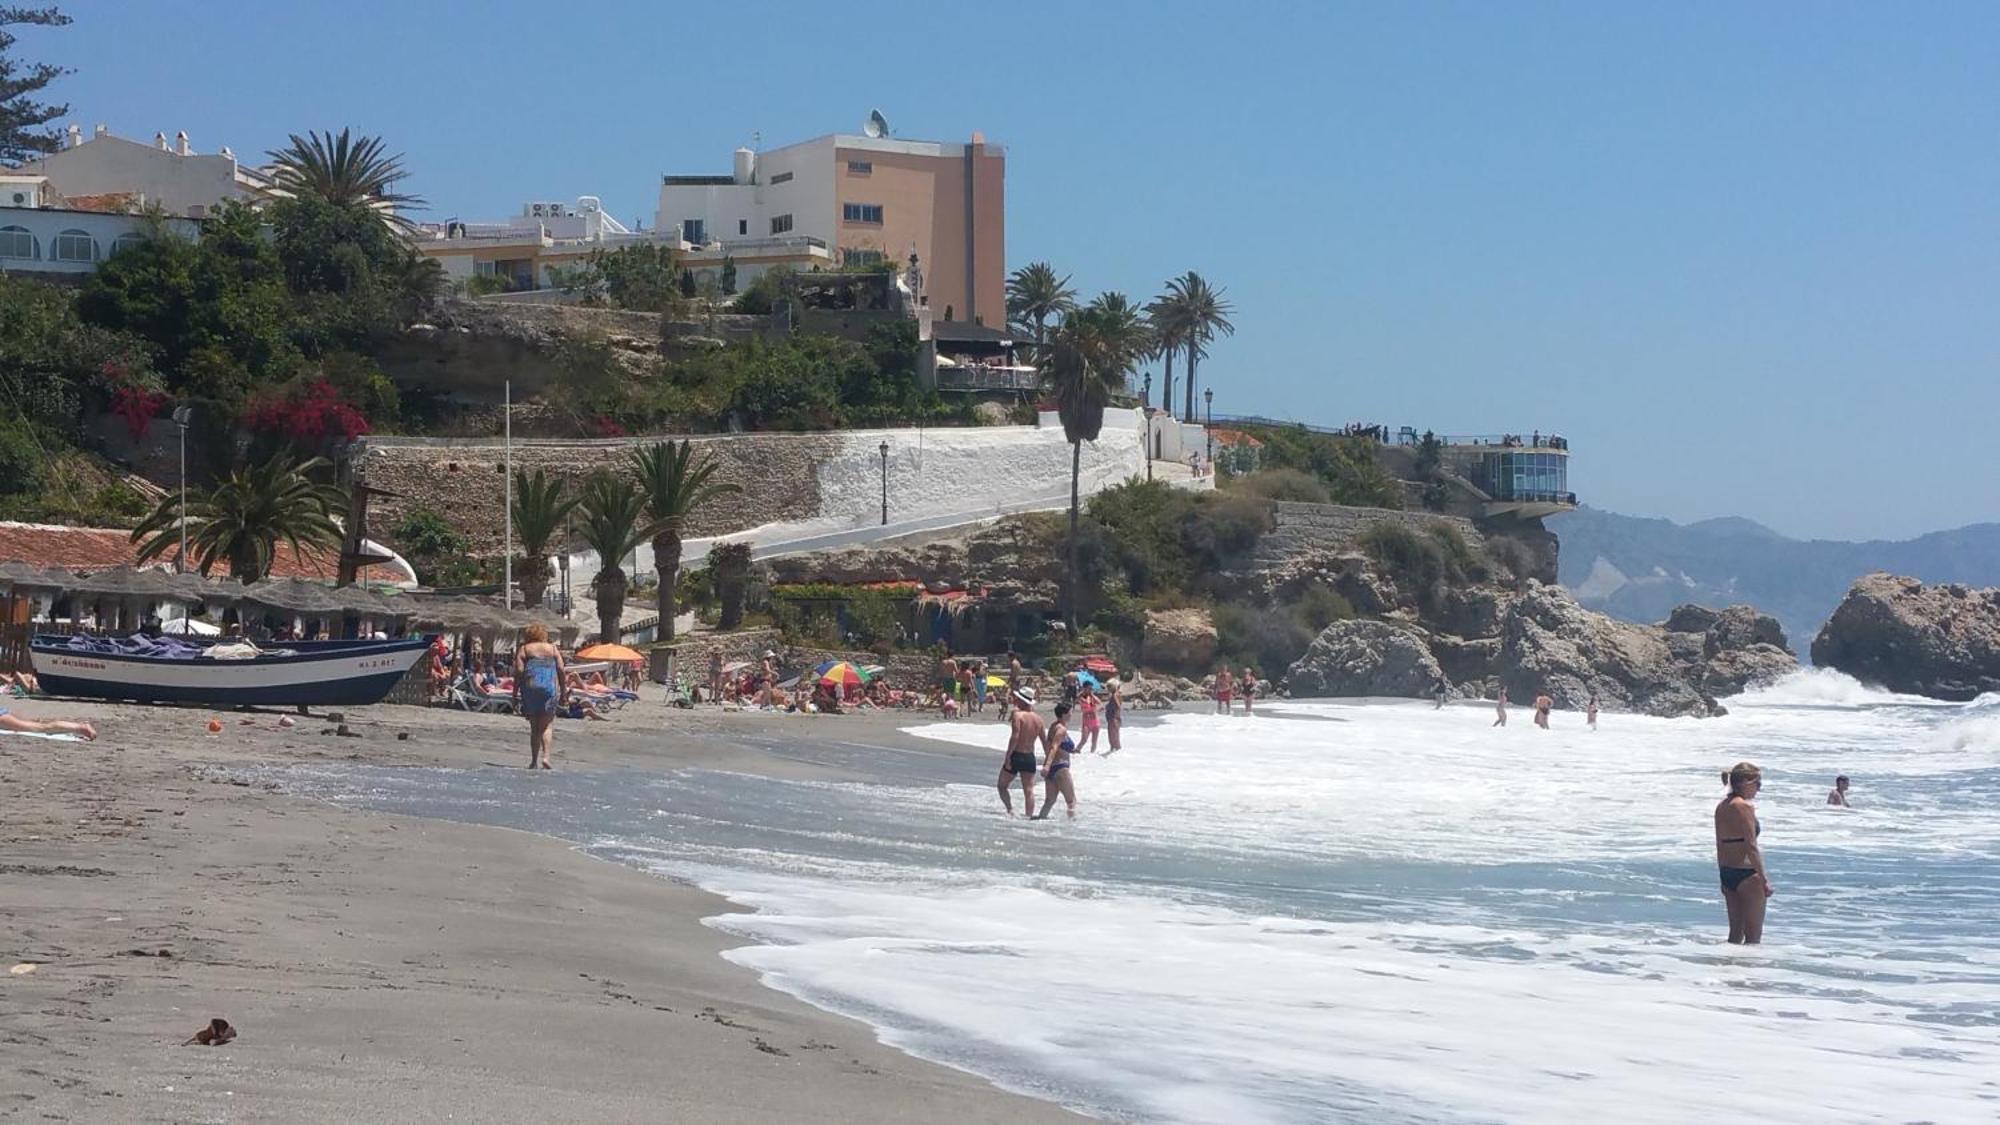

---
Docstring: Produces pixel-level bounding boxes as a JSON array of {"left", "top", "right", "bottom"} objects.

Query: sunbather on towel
[{"left": 0, "top": 706, "right": 96, "bottom": 740}]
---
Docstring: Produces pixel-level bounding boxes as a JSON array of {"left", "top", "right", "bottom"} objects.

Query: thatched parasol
[
  {"left": 240, "top": 577, "right": 346, "bottom": 617},
  {"left": 68, "top": 565, "right": 191, "bottom": 602}
]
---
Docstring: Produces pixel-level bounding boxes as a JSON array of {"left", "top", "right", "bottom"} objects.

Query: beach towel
[{"left": 0, "top": 729, "right": 84, "bottom": 742}]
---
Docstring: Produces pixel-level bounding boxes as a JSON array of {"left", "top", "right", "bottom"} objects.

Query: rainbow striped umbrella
[{"left": 813, "top": 660, "right": 870, "bottom": 689}]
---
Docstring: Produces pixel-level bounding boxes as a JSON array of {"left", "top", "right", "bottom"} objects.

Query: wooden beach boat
[{"left": 29, "top": 634, "right": 429, "bottom": 707}]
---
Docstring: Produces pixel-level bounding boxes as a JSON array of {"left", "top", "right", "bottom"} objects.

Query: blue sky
[{"left": 35, "top": 2, "right": 2000, "bottom": 540}]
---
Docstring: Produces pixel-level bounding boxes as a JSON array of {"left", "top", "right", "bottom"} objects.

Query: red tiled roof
[{"left": 0, "top": 522, "right": 400, "bottom": 582}]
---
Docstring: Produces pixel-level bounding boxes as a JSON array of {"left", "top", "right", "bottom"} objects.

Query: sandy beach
[{"left": 0, "top": 695, "right": 1081, "bottom": 1123}]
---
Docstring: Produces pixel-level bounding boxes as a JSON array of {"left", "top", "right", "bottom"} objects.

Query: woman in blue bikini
[
  {"left": 1715, "top": 761, "right": 1773, "bottom": 943},
  {"left": 1034, "top": 701, "right": 1078, "bottom": 820},
  {"left": 512, "top": 623, "right": 566, "bottom": 770}
]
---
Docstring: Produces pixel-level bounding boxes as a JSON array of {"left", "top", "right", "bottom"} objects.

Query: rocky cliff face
[
  {"left": 1286, "top": 579, "right": 1796, "bottom": 717},
  {"left": 1811, "top": 573, "right": 2000, "bottom": 701},
  {"left": 1286, "top": 620, "right": 1446, "bottom": 698}
]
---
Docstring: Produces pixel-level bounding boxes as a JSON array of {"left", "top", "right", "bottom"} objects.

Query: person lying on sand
[{"left": 0, "top": 706, "right": 96, "bottom": 740}]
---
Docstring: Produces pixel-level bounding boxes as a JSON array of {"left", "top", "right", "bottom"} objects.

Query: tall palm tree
[
  {"left": 1166, "top": 272, "right": 1235, "bottom": 422},
  {"left": 1050, "top": 296, "right": 1150, "bottom": 626},
  {"left": 1146, "top": 285, "right": 1195, "bottom": 417},
  {"left": 575, "top": 471, "right": 658, "bottom": 645},
  {"left": 266, "top": 128, "right": 425, "bottom": 220},
  {"left": 130, "top": 453, "right": 345, "bottom": 584},
  {"left": 1005, "top": 261, "right": 1076, "bottom": 361},
  {"left": 630, "top": 440, "right": 740, "bottom": 641},
  {"left": 511, "top": 468, "right": 578, "bottom": 610}
]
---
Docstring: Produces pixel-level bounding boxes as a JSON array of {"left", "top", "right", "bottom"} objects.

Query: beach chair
[{"left": 451, "top": 672, "right": 514, "bottom": 714}]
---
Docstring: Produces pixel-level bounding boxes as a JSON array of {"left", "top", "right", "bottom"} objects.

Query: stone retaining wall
[
  {"left": 357, "top": 434, "right": 842, "bottom": 555},
  {"left": 1255, "top": 501, "right": 1486, "bottom": 566}
]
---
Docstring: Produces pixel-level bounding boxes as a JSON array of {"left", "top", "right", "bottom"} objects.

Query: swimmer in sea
[
  {"left": 1586, "top": 692, "right": 1599, "bottom": 729},
  {"left": 998, "top": 686, "right": 1043, "bottom": 817},
  {"left": 1533, "top": 693, "right": 1553, "bottom": 729},
  {"left": 1716, "top": 761, "right": 1774, "bottom": 944},
  {"left": 1827, "top": 775, "right": 1851, "bottom": 808},
  {"left": 1034, "top": 701, "right": 1078, "bottom": 820}
]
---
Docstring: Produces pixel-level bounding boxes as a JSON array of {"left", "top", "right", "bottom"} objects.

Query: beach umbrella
[
  {"left": 1082, "top": 656, "right": 1119, "bottom": 677},
  {"left": 986, "top": 673, "right": 1008, "bottom": 688},
  {"left": 720, "top": 660, "right": 751, "bottom": 673},
  {"left": 1075, "top": 669, "right": 1103, "bottom": 691},
  {"left": 813, "top": 660, "right": 868, "bottom": 689},
  {"left": 576, "top": 642, "right": 645, "bottom": 663}
]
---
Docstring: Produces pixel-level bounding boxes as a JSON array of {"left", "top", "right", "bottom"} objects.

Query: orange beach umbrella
[{"left": 576, "top": 642, "right": 645, "bottom": 662}]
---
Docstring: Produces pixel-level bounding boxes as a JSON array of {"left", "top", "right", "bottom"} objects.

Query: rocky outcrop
[
  {"left": 1496, "top": 584, "right": 1798, "bottom": 716},
  {"left": 1286, "top": 620, "right": 1446, "bottom": 699},
  {"left": 1811, "top": 573, "right": 2000, "bottom": 701},
  {"left": 1143, "top": 608, "right": 1219, "bottom": 675},
  {"left": 761, "top": 519, "right": 1064, "bottom": 613}
]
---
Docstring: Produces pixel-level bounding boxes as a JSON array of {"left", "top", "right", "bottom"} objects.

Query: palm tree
[
  {"left": 710, "top": 541, "right": 753, "bottom": 631},
  {"left": 1050, "top": 296, "right": 1150, "bottom": 626},
  {"left": 575, "top": 472, "right": 658, "bottom": 645},
  {"left": 630, "top": 440, "right": 740, "bottom": 641},
  {"left": 1005, "top": 261, "right": 1076, "bottom": 361},
  {"left": 511, "top": 468, "right": 578, "bottom": 610},
  {"left": 130, "top": 453, "right": 345, "bottom": 584},
  {"left": 1146, "top": 286, "right": 1195, "bottom": 417},
  {"left": 1165, "top": 272, "right": 1235, "bottom": 422},
  {"left": 266, "top": 128, "right": 425, "bottom": 220}
]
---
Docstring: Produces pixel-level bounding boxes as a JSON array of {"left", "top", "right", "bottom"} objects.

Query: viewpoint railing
[{"left": 937, "top": 365, "right": 1040, "bottom": 392}]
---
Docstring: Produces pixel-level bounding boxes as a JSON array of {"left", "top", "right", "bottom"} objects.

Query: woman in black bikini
[
  {"left": 1715, "top": 761, "right": 1773, "bottom": 944},
  {"left": 1034, "top": 701, "right": 1078, "bottom": 820}
]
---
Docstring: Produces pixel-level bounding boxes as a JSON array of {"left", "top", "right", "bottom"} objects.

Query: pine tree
[{"left": 0, "top": 6, "right": 72, "bottom": 165}]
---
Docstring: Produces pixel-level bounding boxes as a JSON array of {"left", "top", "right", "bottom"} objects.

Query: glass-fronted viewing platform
[{"left": 1438, "top": 435, "right": 1576, "bottom": 519}]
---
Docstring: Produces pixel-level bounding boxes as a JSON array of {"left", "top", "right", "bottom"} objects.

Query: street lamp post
[
  {"left": 879, "top": 440, "right": 890, "bottom": 526},
  {"left": 1204, "top": 388, "right": 1214, "bottom": 469},
  {"left": 170, "top": 405, "right": 193, "bottom": 573},
  {"left": 1143, "top": 372, "right": 1154, "bottom": 482}
]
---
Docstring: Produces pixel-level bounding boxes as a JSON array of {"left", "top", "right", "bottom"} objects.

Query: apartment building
[{"left": 657, "top": 128, "right": 1005, "bottom": 327}]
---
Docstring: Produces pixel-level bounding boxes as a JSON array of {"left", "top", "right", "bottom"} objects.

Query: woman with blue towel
[{"left": 512, "top": 624, "right": 567, "bottom": 769}]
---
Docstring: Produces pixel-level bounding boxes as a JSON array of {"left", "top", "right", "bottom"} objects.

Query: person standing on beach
[
  {"left": 1213, "top": 666, "right": 1234, "bottom": 715},
  {"left": 971, "top": 660, "right": 988, "bottom": 715},
  {"left": 1433, "top": 673, "right": 1449, "bottom": 710},
  {"left": 1587, "top": 692, "right": 1599, "bottom": 729},
  {"left": 998, "top": 686, "right": 1043, "bottom": 817},
  {"left": 1035, "top": 701, "right": 1078, "bottom": 820},
  {"left": 1240, "top": 667, "right": 1258, "bottom": 715},
  {"left": 1492, "top": 691, "right": 1508, "bottom": 727},
  {"left": 1827, "top": 776, "right": 1851, "bottom": 807},
  {"left": 512, "top": 624, "right": 566, "bottom": 770},
  {"left": 1104, "top": 678, "right": 1123, "bottom": 754},
  {"left": 1716, "top": 761, "right": 1774, "bottom": 944},
  {"left": 1533, "top": 693, "right": 1553, "bottom": 729}
]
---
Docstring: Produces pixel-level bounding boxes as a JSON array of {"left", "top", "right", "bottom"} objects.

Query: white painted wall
[
  {"left": 655, "top": 137, "right": 837, "bottom": 247},
  {"left": 17, "top": 134, "right": 252, "bottom": 217},
  {"left": 564, "top": 410, "right": 1154, "bottom": 599},
  {"left": 0, "top": 209, "right": 200, "bottom": 274}
]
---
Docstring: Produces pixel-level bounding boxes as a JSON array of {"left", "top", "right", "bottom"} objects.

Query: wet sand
[{"left": 0, "top": 695, "right": 1079, "bottom": 1123}]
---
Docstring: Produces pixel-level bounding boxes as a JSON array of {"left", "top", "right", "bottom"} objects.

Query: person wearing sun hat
[{"left": 997, "top": 684, "right": 1043, "bottom": 816}]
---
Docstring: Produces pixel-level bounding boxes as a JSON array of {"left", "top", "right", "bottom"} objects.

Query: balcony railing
[
  {"left": 937, "top": 364, "right": 1039, "bottom": 392},
  {"left": 1489, "top": 490, "right": 1578, "bottom": 506}
]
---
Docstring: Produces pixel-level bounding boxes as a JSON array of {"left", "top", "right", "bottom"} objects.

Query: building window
[
  {"left": 0, "top": 225, "right": 37, "bottom": 259},
  {"left": 474, "top": 260, "right": 497, "bottom": 276},
  {"left": 770, "top": 213, "right": 793, "bottom": 235},
  {"left": 109, "top": 232, "right": 147, "bottom": 257},
  {"left": 737, "top": 219, "right": 748, "bottom": 235},
  {"left": 52, "top": 228, "right": 97, "bottom": 262},
  {"left": 842, "top": 203, "right": 883, "bottom": 224},
  {"left": 847, "top": 160, "right": 872, "bottom": 175},
  {"left": 842, "top": 248, "right": 884, "bottom": 267},
  {"left": 769, "top": 171, "right": 793, "bottom": 185},
  {"left": 681, "top": 219, "right": 705, "bottom": 243}
]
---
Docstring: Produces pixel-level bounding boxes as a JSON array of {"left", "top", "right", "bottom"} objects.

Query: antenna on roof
[{"left": 863, "top": 109, "right": 889, "bottom": 139}]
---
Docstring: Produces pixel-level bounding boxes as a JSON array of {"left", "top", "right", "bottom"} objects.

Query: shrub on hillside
[{"left": 1227, "top": 468, "right": 1330, "bottom": 505}]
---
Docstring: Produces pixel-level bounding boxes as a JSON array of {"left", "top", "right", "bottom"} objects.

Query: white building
[
  {"left": 0, "top": 173, "right": 199, "bottom": 277},
  {"left": 412, "top": 196, "right": 831, "bottom": 293},
  {"left": 14, "top": 123, "right": 276, "bottom": 218},
  {"left": 658, "top": 125, "right": 1006, "bottom": 326}
]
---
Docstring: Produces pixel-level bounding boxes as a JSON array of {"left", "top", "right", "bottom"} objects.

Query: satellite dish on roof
[{"left": 863, "top": 109, "right": 889, "bottom": 139}]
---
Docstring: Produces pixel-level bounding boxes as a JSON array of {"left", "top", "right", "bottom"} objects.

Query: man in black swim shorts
[{"left": 999, "top": 686, "right": 1044, "bottom": 817}]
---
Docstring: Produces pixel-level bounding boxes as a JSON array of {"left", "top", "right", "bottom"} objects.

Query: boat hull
[{"left": 30, "top": 637, "right": 429, "bottom": 707}]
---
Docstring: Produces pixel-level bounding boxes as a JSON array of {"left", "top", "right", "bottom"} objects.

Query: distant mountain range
[{"left": 1553, "top": 508, "right": 2000, "bottom": 653}]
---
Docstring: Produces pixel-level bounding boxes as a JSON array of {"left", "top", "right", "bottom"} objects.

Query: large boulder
[
  {"left": 1499, "top": 582, "right": 1723, "bottom": 717},
  {"left": 1287, "top": 620, "right": 1445, "bottom": 699},
  {"left": 1696, "top": 605, "right": 1797, "bottom": 695},
  {"left": 1143, "top": 608, "right": 1219, "bottom": 674},
  {"left": 1811, "top": 573, "right": 2000, "bottom": 701}
]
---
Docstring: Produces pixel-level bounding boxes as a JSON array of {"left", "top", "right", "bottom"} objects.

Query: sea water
[{"left": 279, "top": 672, "right": 2000, "bottom": 1123}]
